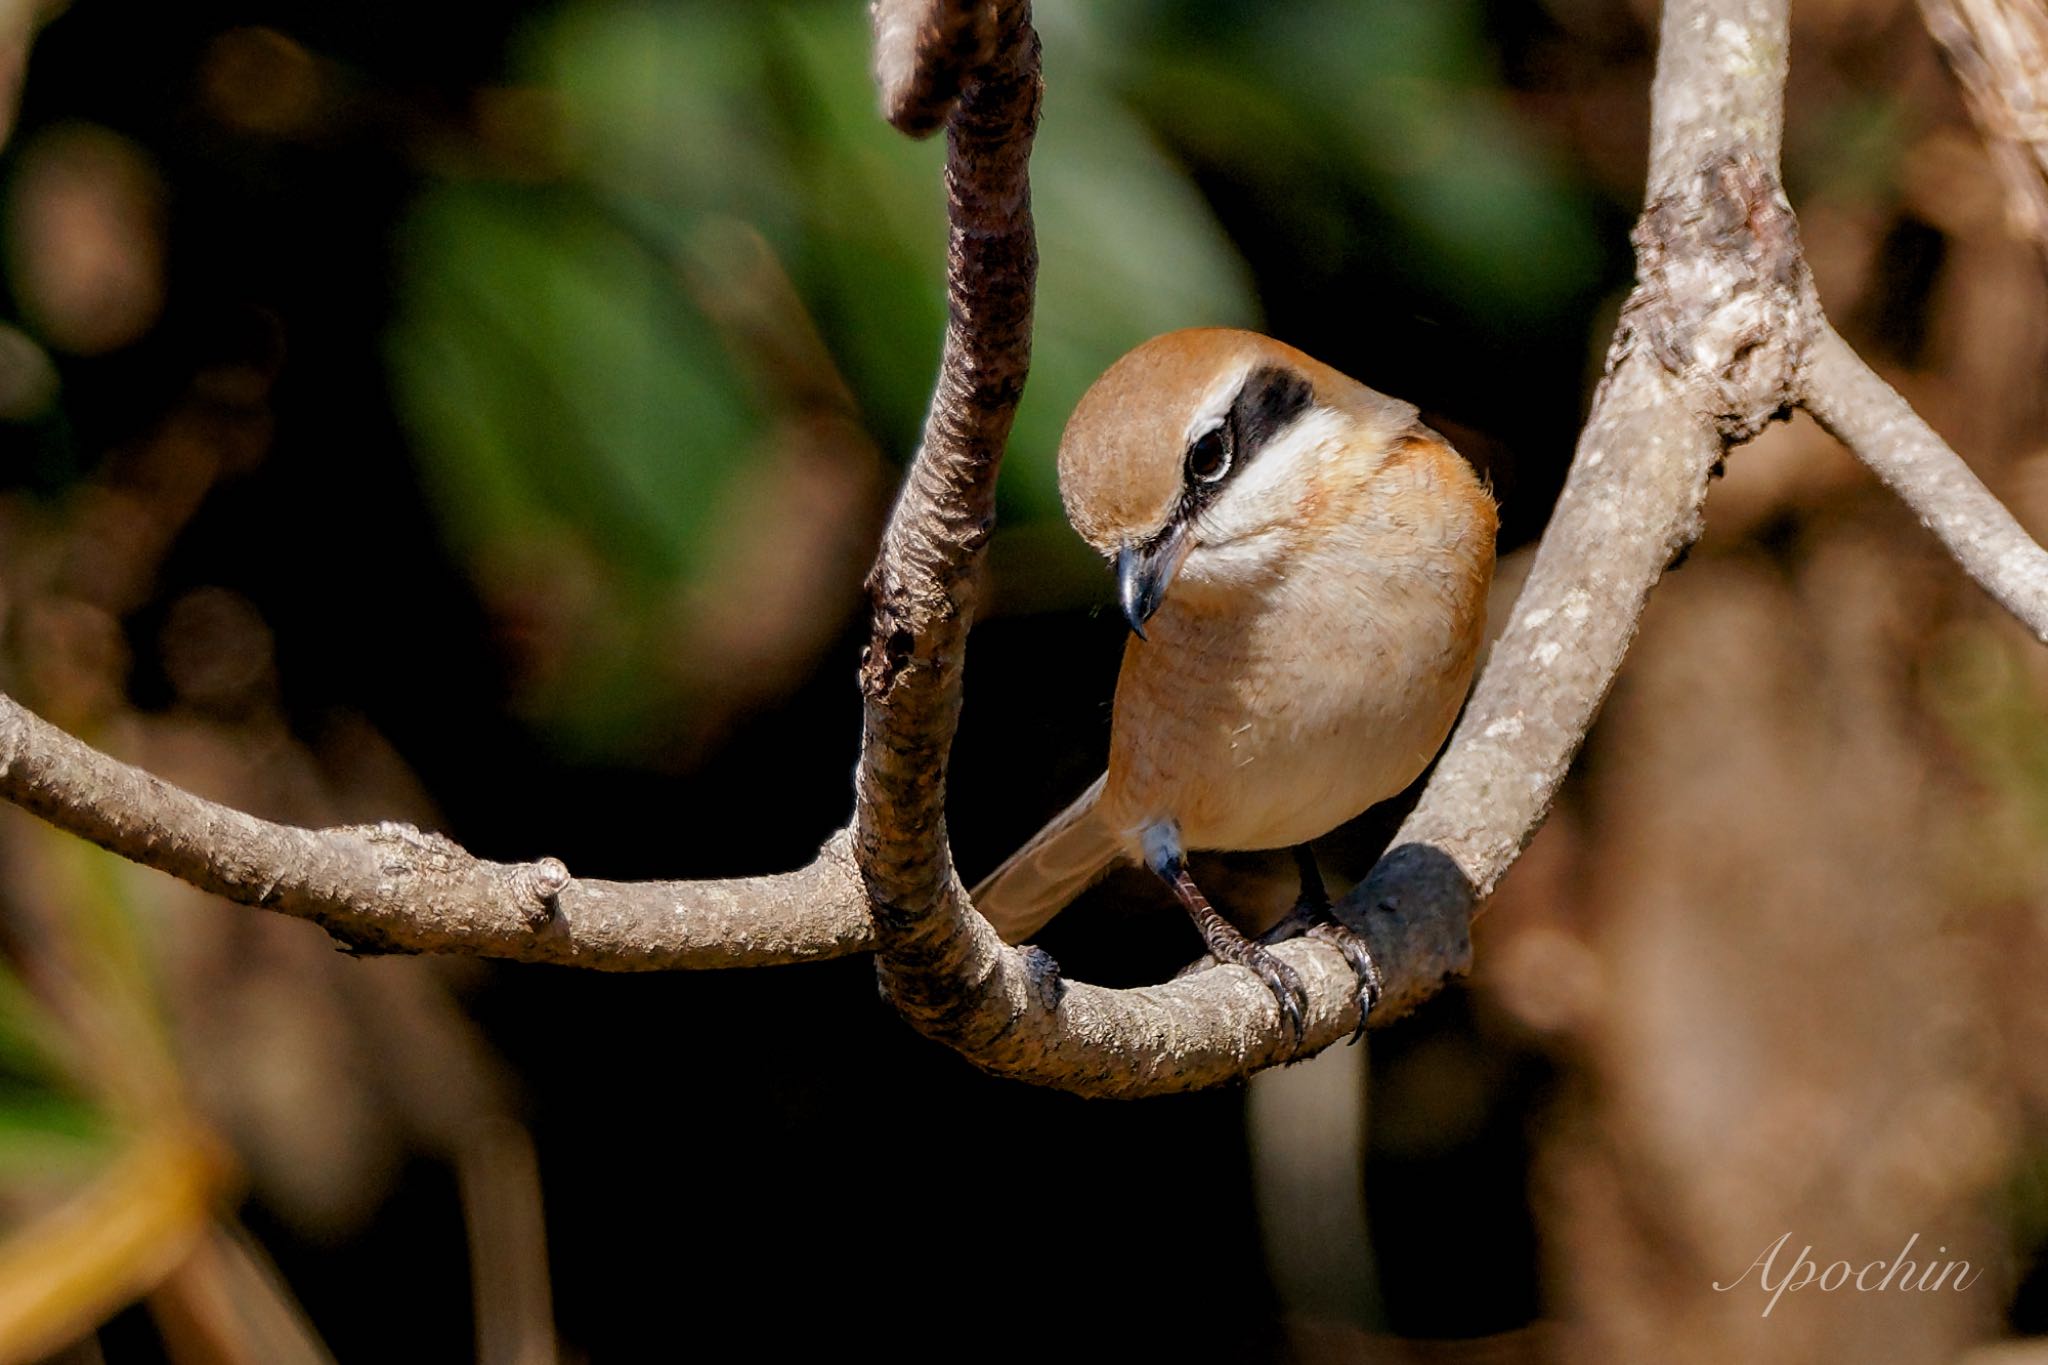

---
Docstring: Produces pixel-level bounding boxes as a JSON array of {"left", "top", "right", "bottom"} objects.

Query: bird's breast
[{"left": 1100, "top": 546, "right": 1486, "bottom": 855}]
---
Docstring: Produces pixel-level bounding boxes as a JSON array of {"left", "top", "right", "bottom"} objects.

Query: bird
[{"left": 972, "top": 327, "right": 1497, "bottom": 1046}]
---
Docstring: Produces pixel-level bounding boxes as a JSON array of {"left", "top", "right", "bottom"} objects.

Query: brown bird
[{"left": 974, "top": 328, "right": 1496, "bottom": 1044}]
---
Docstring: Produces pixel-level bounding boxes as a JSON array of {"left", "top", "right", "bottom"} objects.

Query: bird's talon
[
  {"left": 1247, "top": 946, "right": 1309, "bottom": 1049},
  {"left": 1307, "top": 921, "right": 1382, "bottom": 1044}
]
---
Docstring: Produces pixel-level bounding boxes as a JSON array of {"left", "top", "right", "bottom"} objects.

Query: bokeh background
[{"left": 0, "top": 0, "right": 2045, "bottom": 1360}]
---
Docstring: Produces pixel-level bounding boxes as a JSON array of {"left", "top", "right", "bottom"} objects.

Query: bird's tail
[{"left": 971, "top": 773, "right": 1124, "bottom": 943}]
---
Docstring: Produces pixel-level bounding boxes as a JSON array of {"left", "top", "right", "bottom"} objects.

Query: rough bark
[
  {"left": 854, "top": 0, "right": 1039, "bottom": 1001},
  {"left": 0, "top": 695, "right": 871, "bottom": 968}
]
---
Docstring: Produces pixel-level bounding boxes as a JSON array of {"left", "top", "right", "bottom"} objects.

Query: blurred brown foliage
[{"left": 1461, "top": 3, "right": 2048, "bottom": 1360}]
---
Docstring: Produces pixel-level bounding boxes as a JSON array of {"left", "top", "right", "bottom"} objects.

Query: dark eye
[{"left": 1185, "top": 427, "right": 1231, "bottom": 484}]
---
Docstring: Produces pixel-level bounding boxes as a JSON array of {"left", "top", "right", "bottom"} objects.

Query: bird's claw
[
  {"left": 1158, "top": 857, "right": 1311, "bottom": 1052},
  {"left": 1307, "top": 921, "right": 1381, "bottom": 1044},
  {"left": 1242, "top": 942, "right": 1309, "bottom": 1048}
]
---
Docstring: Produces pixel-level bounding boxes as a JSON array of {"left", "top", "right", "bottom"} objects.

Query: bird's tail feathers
[{"left": 971, "top": 774, "right": 1123, "bottom": 944}]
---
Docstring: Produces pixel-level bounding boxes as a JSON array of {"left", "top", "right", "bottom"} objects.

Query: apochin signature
[{"left": 1714, "top": 1232, "right": 1983, "bottom": 1317}]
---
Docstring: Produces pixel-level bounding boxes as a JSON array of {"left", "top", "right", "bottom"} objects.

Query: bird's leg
[
  {"left": 1264, "top": 846, "right": 1382, "bottom": 1045},
  {"left": 1260, "top": 849, "right": 1326, "bottom": 944},
  {"left": 1144, "top": 826, "right": 1308, "bottom": 1048}
]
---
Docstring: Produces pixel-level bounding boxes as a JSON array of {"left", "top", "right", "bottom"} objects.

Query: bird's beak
[{"left": 1116, "top": 525, "right": 1190, "bottom": 640}]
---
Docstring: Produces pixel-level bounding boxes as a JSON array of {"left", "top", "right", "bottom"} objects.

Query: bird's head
[{"left": 1056, "top": 328, "right": 1435, "bottom": 637}]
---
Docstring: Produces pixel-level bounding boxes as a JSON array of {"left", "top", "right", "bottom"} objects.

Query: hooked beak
[{"left": 1116, "top": 525, "right": 1191, "bottom": 640}]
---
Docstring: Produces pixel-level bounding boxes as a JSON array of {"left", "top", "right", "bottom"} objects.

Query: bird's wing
[{"left": 971, "top": 772, "right": 1123, "bottom": 944}]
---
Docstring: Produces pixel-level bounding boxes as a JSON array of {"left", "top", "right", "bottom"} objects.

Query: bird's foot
[
  {"left": 1306, "top": 921, "right": 1382, "bottom": 1045},
  {"left": 1231, "top": 937, "right": 1309, "bottom": 1049},
  {"left": 1265, "top": 846, "right": 1383, "bottom": 1045},
  {"left": 1160, "top": 862, "right": 1307, "bottom": 1049}
]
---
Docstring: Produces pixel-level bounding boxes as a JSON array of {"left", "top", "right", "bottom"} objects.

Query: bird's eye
[{"left": 1185, "top": 428, "right": 1231, "bottom": 484}]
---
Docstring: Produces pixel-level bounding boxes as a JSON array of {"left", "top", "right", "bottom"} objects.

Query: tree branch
[
  {"left": 1320, "top": 0, "right": 1814, "bottom": 1008},
  {"left": 1803, "top": 322, "right": 2048, "bottom": 642},
  {"left": 853, "top": 4, "right": 1039, "bottom": 1011},
  {"left": 0, "top": 695, "right": 871, "bottom": 968}
]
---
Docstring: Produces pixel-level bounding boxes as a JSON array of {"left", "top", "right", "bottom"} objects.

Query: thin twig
[{"left": 1804, "top": 323, "right": 2048, "bottom": 642}]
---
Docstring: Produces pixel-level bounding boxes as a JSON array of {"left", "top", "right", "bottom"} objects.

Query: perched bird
[{"left": 973, "top": 328, "right": 1496, "bottom": 1044}]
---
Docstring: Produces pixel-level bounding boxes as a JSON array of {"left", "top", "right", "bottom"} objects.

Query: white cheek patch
[
  {"left": 1196, "top": 405, "right": 1348, "bottom": 547},
  {"left": 1188, "top": 530, "right": 1287, "bottom": 584}
]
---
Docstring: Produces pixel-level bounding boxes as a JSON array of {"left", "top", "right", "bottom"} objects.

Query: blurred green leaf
[
  {"left": 1793, "top": 91, "right": 1908, "bottom": 203},
  {"left": 391, "top": 183, "right": 756, "bottom": 584},
  {"left": 542, "top": 3, "right": 794, "bottom": 230},
  {"left": 1118, "top": 0, "right": 1603, "bottom": 328},
  {"left": 0, "top": 1086, "right": 113, "bottom": 1181},
  {"left": 387, "top": 0, "right": 1258, "bottom": 753},
  {"left": 0, "top": 961, "right": 113, "bottom": 1184}
]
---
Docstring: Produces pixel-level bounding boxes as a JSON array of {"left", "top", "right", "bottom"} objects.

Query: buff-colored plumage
[{"left": 975, "top": 328, "right": 1496, "bottom": 943}]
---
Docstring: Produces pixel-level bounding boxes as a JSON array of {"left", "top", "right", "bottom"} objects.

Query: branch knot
[
  {"left": 1626, "top": 149, "right": 1815, "bottom": 442},
  {"left": 511, "top": 856, "right": 571, "bottom": 928}
]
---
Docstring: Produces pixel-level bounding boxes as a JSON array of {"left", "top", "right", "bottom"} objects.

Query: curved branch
[
  {"left": 854, "top": 7, "right": 1039, "bottom": 999},
  {"left": 866, "top": 340, "right": 1731, "bottom": 1089},
  {"left": 1803, "top": 323, "right": 2048, "bottom": 643},
  {"left": 0, "top": 695, "right": 871, "bottom": 968},
  {"left": 868, "top": 0, "right": 1806, "bottom": 1070},
  {"left": 1325, "top": 0, "right": 1814, "bottom": 997},
  {"left": 1335, "top": 372, "right": 1725, "bottom": 1014}
]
